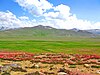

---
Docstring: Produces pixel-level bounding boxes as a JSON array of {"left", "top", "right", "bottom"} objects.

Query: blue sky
[
  {"left": 0, "top": 0, "right": 100, "bottom": 29},
  {"left": 48, "top": 0, "right": 100, "bottom": 22}
]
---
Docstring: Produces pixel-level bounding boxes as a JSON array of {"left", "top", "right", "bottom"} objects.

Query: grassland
[
  {"left": 0, "top": 37, "right": 100, "bottom": 55},
  {"left": 0, "top": 27, "right": 100, "bottom": 55}
]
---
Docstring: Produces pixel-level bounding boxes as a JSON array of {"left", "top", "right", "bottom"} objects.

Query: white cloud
[
  {"left": 16, "top": 0, "right": 53, "bottom": 16},
  {"left": 54, "top": 4, "right": 71, "bottom": 19},
  {"left": 44, "top": 12, "right": 60, "bottom": 19},
  {"left": 19, "top": 16, "right": 29, "bottom": 20},
  {"left": 0, "top": 11, "right": 21, "bottom": 29},
  {"left": 0, "top": 11, "right": 38, "bottom": 29},
  {"left": 93, "top": 22, "right": 100, "bottom": 29},
  {"left": 15, "top": 0, "right": 100, "bottom": 30},
  {"left": 0, "top": 0, "right": 100, "bottom": 30}
]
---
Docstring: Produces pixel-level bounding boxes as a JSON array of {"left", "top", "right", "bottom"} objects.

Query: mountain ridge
[
  {"left": 85, "top": 29, "right": 100, "bottom": 34},
  {"left": 0, "top": 25, "right": 98, "bottom": 40},
  {"left": 0, "top": 25, "right": 100, "bottom": 35}
]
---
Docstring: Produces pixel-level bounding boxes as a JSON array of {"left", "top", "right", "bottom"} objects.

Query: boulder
[
  {"left": 96, "top": 70, "right": 100, "bottom": 74},
  {"left": 58, "top": 72, "right": 68, "bottom": 75},
  {"left": 84, "top": 64, "right": 90, "bottom": 68}
]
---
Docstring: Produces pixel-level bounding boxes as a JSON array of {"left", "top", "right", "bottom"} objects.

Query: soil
[{"left": 0, "top": 52, "right": 100, "bottom": 75}]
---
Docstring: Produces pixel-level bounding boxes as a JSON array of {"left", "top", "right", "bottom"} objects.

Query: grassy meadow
[
  {"left": 0, "top": 27, "right": 100, "bottom": 55},
  {"left": 0, "top": 37, "right": 100, "bottom": 55}
]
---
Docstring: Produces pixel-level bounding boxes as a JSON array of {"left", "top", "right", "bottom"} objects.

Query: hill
[
  {"left": 0, "top": 25, "right": 100, "bottom": 55},
  {"left": 0, "top": 25, "right": 99, "bottom": 40},
  {"left": 85, "top": 29, "right": 100, "bottom": 34}
]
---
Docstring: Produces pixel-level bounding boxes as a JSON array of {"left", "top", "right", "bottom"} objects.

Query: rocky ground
[{"left": 0, "top": 52, "right": 100, "bottom": 75}]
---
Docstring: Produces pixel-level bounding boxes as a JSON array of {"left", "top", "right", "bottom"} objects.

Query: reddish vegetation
[
  {"left": 0, "top": 52, "right": 100, "bottom": 64},
  {"left": 0, "top": 52, "right": 100, "bottom": 75},
  {"left": 0, "top": 52, "right": 34, "bottom": 60}
]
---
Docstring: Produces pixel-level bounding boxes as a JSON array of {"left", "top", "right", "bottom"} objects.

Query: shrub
[
  {"left": 69, "top": 65, "right": 76, "bottom": 68},
  {"left": 91, "top": 65, "right": 100, "bottom": 68}
]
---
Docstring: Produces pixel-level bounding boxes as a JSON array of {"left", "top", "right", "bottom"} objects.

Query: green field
[
  {"left": 0, "top": 38, "right": 100, "bottom": 55},
  {"left": 0, "top": 27, "right": 100, "bottom": 55}
]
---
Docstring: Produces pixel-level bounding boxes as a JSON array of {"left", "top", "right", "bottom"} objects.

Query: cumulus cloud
[
  {"left": 0, "top": 11, "right": 38, "bottom": 29},
  {"left": 19, "top": 16, "right": 29, "bottom": 20},
  {"left": 54, "top": 4, "right": 71, "bottom": 19},
  {"left": 0, "top": 0, "right": 100, "bottom": 30},
  {"left": 0, "top": 11, "right": 21, "bottom": 29},
  {"left": 15, "top": 0, "right": 100, "bottom": 30},
  {"left": 93, "top": 22, "right": 100, "bottom": 29},
  {"left": 15, "top": 0, "right": 53, "bottom": 16}
]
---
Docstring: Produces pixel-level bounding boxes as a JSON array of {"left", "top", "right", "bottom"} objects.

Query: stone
[
  {"left": 35, "top": 64, "right": 40, "bottom": 68},
  {"left": 35, "top": 71, "right": 40, "bottom": 75},
  {"left": 58, "top": 72, "right": 68, "bottom": 75},
  {"left": 96, "top": 70, "right": 100, "bottom": 74},
  {"left": 1, "top": 66, "right": 12, "bottom": 73},
  {"left": 84, "top": 64, "right": 90, "bottom": 68},
  {"left": 10, "top": 63, "right": 21, "bottom": 68},
  {"left": 58, "top": 68, "right": 66, "bottom": 72}
]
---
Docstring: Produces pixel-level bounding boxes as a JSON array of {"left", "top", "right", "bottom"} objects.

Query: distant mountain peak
[
  {"left": 86, "top": 29, "right": 100, "bottom": 34},
  {"left": 70, "top": 28, "right": 80, "bottom": 32},
  {"left": 33, "top": 25, "right": 55, "bottom": 29}
]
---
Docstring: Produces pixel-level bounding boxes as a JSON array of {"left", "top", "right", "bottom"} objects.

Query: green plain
[
  {"left": 0, "top": 38, "right": 100, "bottom": 55},
  {"left": 0, "top": 28, "right": 100, "bottom": 55}
]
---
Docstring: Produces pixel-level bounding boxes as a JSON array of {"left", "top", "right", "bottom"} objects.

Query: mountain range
[
  {"left": 85, "top": 29, "right": 100, "bottom": 34},
  {"left": 0, "top": 25, "right": 100, "bottom": 40},
  {"left": 0, "top": 25, "right": 100, "bottom": 34}
]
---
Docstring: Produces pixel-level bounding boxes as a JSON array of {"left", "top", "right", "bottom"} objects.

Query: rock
[
  {"left": 31, "top": 64, "right": 40, "bottom": 68},
  {"left": 39, "top": 72, "right": 44, "bottom": 75},
  {"left": 1, "top": 66, "right": 12, "bottom": 73},
  {"left": 96, "top": 70, "right": 100, "bottom": 74},
  {"left": 64, "top": 63, "right": 69, "bottom": 67},
  {"left": 49, "top": 67, "right": 53, "bottom": 70},
  {"left": 58, "top": 68, "right": 66, "bottom": 72},
  {"left": 10, "top": 63, "right": 21, "bottom": 68},
  {"left": 35, "top": 64, "right": 40, "bottom": 68},
  {"left": 58, "top": 72, "right": 67, "bottom": 75},
  {"left": 84, "top": 64, "right": 90, "bottom": 68},
  {"left": 35, "top": 71, "right": 40, "bottom": 75}
]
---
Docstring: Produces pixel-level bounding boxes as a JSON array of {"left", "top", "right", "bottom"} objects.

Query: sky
[{"left": 0, "top": 0, "right": 100, "bottom": 30}]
